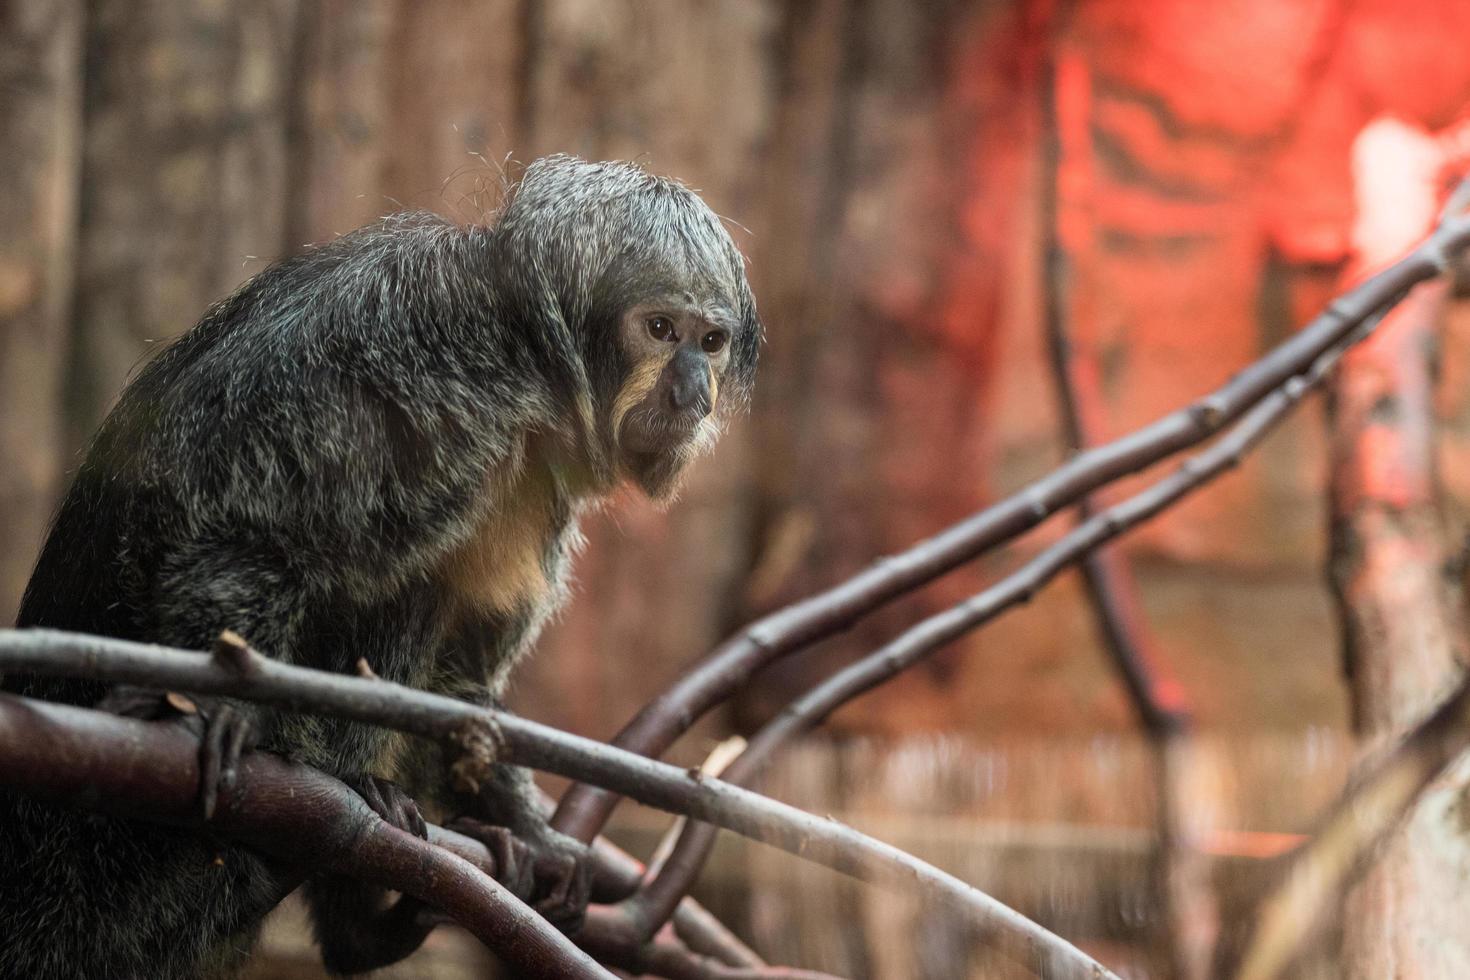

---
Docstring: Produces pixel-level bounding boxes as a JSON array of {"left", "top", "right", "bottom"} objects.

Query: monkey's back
[{"left": 0, "top": 214, "right": 566, "bottom": 977}]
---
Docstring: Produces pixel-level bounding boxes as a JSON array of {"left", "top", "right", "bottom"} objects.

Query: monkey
[{"left": 0, "top": 154, "right": 761, "bottom": 978}]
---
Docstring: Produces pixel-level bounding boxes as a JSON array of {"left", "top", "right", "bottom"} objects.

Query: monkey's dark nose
[{"left": 668, "top": 348, "right": 712, "bottom": 417}]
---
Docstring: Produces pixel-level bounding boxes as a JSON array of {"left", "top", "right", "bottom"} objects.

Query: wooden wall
[{"left": 3, "top": 0, "right": 1470, "bottom": 750}]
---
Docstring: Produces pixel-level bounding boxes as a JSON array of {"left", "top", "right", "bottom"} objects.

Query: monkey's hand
[
  {"left": 95, "top": 686, "right": 259, "bottom": 820},
  {"left": 447, "top": 815, "right": 594, "bottom": 933},
  {"left": 350, "top": 773, "right": 428, "bottom": 841}
]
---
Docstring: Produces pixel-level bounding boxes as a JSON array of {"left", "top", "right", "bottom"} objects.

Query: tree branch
[
  {"left": 551, "top": 209, "right": 1470, "bottom": 844},
  {"left": 0, "top": 628, "right": 1117, "bottom": 980},
  {"left": 576, "top": 908, "right": 843, "bottom": 980},
  {"left": 0, "top": 691, "right": 611, "bottom": 980},
  {"left": 566, "top": 792, "right": 765, "bottom": 969},
  {"left": 621, "top": 314, "right": 1370, "bottom": 937},
  {"left": 0, "top": 690, "right": 835, "bottom": 979}
]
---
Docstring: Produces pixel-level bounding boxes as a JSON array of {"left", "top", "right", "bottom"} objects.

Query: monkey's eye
[
  {"left": 646, "top": 316, "right": 675, "bottom": 341},
  {"left": 700, "top": 330, "right": 728, "bottom": 354}
]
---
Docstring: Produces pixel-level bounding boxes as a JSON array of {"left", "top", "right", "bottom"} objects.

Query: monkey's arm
[{"left": 449, "top": 699, "right": 596, "bottom": 932}]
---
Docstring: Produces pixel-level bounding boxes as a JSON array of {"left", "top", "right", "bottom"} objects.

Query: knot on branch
[
  {"left": 212, "top": 630, "right": 259, "bottom": 676},
  {"left": 448, "top": 714, "right": 507, "bottom": 794},
  {"left": 1189, "top": 398, "right": 1226, "bottom": 432}
]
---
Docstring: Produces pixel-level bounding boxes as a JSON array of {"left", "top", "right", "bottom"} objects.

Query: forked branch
[
  {"left": 623, "top": 315, "right": 1373, "bottom": 935},
  {"left": 0, "top": 692, "right": 611, "bottom": 980}
]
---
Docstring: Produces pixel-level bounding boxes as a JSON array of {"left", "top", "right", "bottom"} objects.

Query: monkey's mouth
[
  {"left": 619, "top": 411, "right": 704, "bottom": 456},
  {"left": 619, "top": 411, "right": 718, "bottom": 501}
]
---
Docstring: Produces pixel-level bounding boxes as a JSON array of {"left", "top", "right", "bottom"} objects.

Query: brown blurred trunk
[
  {"left": 0, "top": 0, "right": 84, "bottom": 624},
  {"left": 1331, "top": 278, "right": 1466, "bottom": 731},
  {"left": 285, "top": 0, "right": 527, "bottom": 247},
  {"left": 1330, "top": 121, "right": 1470, "bottom": 979},
  {"left": 284, "top": 0, "right": 396, "bottom": 245},
  {"left": 67, "top": 0, "right": 298, "bottom": 455},
  {"left": 381, "top": 0, "right": 525, "bottom": 218},
  {"left": 1043, "top": 35, "right": 1216, "bottom": 979}
]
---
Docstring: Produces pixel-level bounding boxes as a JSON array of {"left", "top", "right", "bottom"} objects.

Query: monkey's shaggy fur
[{"left": 0, "top": 155, "right": 759, "bottom": 978}]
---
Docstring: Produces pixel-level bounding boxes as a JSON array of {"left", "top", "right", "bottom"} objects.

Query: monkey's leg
[{"left": 305, "top": 774, "right": 438, "bottom": 974}]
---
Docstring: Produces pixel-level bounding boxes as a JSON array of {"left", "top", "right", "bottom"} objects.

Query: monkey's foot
[
  {"left": 448, "top": 817, "right": 593, "bottom": 933},
  {"left": 349, "top": 774, "right": 428, "bottom": 840},
  {"left": 445, "top": 817, "right": 536, "bottom": 898},
  {"left": 96, "top": 686, "right": 258, "bottom": 820}
]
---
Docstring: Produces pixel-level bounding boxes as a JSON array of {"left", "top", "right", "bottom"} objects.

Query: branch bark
[
  {"left": 1327, "top": 117, "right": 1470, "bottom": 980},
  {"left": 0, "top": 690, "right": 837, "bottom": 979}
]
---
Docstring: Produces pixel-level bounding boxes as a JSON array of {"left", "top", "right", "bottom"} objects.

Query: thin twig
[
  {"left": 0, "top": 629, "right": 1118, "bottom": 980},
  {"left": 551, "top": 211, "right": 1470, "bottom": 844},
  {"left": 1039, "top": 20, "right": 1189, "bottom": 736},
  {"left": 530, "top": 785, "right": 766, "bottom": 969},
  {"left": 560, "top": 791, "right": 765, "bottom": 968}
]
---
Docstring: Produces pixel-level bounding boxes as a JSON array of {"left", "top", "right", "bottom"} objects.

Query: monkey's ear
[{"left": 724, "top": 302, "right": 762, "bottom": 403}]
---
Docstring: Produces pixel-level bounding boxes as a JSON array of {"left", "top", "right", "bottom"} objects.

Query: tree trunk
[
  {"left": 67, "top": 0, "right": 298, "bottom": 455},
  {"left": 1330, "top": 115, "right": 1470, "bottom": 980}
]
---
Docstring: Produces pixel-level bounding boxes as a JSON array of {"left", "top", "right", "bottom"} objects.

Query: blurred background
[{"left": 7, "top": 0, "right": 1470, "bottom": 977}]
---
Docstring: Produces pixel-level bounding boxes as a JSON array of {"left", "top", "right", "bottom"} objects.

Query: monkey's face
[{"left": 611, "top": 294, "right": 737, "bottom": 499}]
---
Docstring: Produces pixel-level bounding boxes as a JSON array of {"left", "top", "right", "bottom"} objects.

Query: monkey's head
[{"left": 491, "top": 155, "right": 760, "bottom": 500}]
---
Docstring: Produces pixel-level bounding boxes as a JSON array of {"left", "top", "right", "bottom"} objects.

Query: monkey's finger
[
  {"left": 535, "top": 853, "right": 590, "bottom": 933},
  {"left": 448, "top": 819, "right": 534, "bottom": 899},
  {"left": 219, "top": 707, "right": 255, "bottom": 791},
  {"left": 350, "top": 775, "right": 429, "bottom": 842},
  {"left": 505, "top": 836, "right": 536, "bottom": 901},
  {"left": 567, "top": 861, "right": 592, "bottom": 925},
  {"left": 535, "top": 860, "right": 573, "bottom": 918},
  {"left": 386, "top": 781, "right": 427, "bottom": 839},
  {"left": 403, "top": 796, "right": 427, "bottom": 840},
  {"left": 199, "top": 713, "right": 226, "bottom": 820},
  {"left": 355, "top": 775, "right": 389, "bottom": 818}
]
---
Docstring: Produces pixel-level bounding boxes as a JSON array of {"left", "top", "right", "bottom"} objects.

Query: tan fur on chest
[{"left": 441, "top": 463, "right": 556, "bottom": 617}]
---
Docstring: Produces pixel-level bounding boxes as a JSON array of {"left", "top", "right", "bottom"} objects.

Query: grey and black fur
[{"left": 0, "top": 155, "right": 760, "bottom": 978}]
